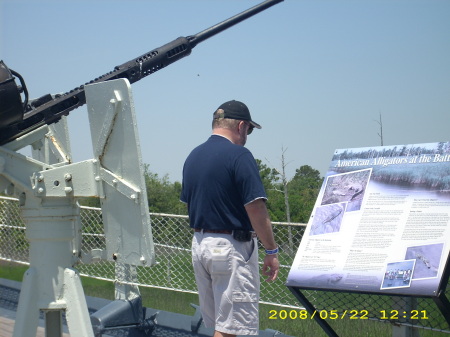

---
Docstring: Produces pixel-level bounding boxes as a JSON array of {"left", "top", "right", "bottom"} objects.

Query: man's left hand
[{"left": 262, "top": 254, "right": 279, "bottom": 282}]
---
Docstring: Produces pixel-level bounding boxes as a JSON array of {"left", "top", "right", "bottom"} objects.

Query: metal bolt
[{"left": 65, "top": 173, "right": 72, "bottom": 182}]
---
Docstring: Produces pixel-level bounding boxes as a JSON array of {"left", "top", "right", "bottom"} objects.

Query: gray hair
[{"left": 212, "top": 109, "right": 240, "bottom": 129}]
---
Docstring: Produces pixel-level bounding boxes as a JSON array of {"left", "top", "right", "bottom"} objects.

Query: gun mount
[
  {"left": 1, "top": 2, "right": 284, "bottom": 336},
  {"left": 0, "top": 0, "right": 283, "bottom": 145}
]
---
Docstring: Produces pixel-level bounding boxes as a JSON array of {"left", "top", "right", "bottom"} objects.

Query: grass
[{"left": 1, "top": 262, "right": 448, "bottom": 337}]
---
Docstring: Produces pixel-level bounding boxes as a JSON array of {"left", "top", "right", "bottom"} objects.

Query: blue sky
[{"left": 1, "top": 0, "right": 449, "bottom": 182}]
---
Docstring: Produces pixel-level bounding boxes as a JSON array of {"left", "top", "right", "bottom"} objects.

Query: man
[{"left": 181, "top": 100, "right": 279, "bottom": 337}]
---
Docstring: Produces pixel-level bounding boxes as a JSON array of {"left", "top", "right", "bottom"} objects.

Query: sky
[{"left": 1, "top": 0, "right": 449, "bottom": 182}]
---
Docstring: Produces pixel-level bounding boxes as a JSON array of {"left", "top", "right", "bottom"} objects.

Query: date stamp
[
  {"left": 269, "top": 309, "right": 369, "bottom": 320},
  {"left": 268, "top": 309, "right": 429, "bottom": 320}
]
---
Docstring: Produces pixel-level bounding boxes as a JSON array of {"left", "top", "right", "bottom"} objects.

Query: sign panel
[{"left": 286, "top": 142, "right": 450, "bottom": 296}]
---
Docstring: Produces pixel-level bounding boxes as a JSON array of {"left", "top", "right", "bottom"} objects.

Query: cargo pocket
[
  {"left": 210, "top": 244, "right": 232, "bottom": 274},
  {"left": 232, "top": 291, "right": 259, "bottom": 328}
]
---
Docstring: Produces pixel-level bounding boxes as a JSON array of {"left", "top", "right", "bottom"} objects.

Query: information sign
[{"left": 286, "top": 142, "right": 450, "bottom": 296}]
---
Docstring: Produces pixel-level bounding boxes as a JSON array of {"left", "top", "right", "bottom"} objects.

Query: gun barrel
[
  {"left": 0, "top": 0, "right": 283, "bottom": 145},
  {"left": 189, "top": 0, "right": 284, "bottom": 46}
]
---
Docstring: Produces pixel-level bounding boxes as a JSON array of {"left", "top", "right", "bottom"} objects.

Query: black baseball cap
[{"left": 214, "top": 100, "right": 262, "bottom": 129}]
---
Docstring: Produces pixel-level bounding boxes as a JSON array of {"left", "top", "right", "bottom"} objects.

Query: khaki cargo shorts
[{"left": 192, "top": 231, "right": 260, "bottom": 335}]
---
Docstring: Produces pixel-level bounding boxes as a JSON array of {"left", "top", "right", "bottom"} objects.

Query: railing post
[{"left": 391, "top": 297, "right": 420, "bottom": 337}]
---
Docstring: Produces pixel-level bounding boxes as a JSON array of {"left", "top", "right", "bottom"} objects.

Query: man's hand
[{"left": 262, "top": 254, "right": 279, "bottom": 282}]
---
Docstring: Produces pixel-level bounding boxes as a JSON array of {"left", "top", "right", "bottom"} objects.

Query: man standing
[{"left": 181, "top": 100, "right": 279, "bottom": 337}]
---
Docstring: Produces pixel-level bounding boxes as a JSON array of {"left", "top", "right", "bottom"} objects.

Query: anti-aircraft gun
[
  {"left": 0, "top": 0, "right": 283, "bottom": 145},
  {"left": 0, "top": 1, "right": 284, "bottom": 337}
]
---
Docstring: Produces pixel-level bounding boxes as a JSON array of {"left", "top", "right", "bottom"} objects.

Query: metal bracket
[
  {"left": 100, "top": 167, "right": 141, "bottom": 203},
  {"left": 81, "top": 248, "right": 108, "bottom": 264},
  {"left": 31, "top": 159, "right": 99, "bottom": 198}
]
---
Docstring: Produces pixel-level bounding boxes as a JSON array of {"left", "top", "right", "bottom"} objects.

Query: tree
[
  {"left": 288, "top": 165, "right": 323, "bottom": 223},
  {"left": 257, "top": 151, "right": 323, "bottom": 256},
  {"left": 275, "top": 147, "right": 294, "bottom": 254},
  {"left": 374, "top": 112, "right": 384, "bottom": 146},
  {"left": 80, "top": 161, "right": 324, "bottom": 228},
  {"left": 144, "top": 164, "right": 187, "bottom": 215},
  {"left": 255, "top": 159, "right": 285, "bottom": 220},
  {"left": 255, "top": 159, "right": 280, "bottom": 192}
]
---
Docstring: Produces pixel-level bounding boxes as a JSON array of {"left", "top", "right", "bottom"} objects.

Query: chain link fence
[
  {"left": 1, "top": 196, "right": 449, "bottom": 334},
  {"left": 78, "top": 204, "right": 308, "bottom": 308}
]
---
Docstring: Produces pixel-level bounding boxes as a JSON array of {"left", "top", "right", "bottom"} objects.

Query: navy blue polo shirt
[{"left": 181, "top": 135, "right": 267, "bottom": 231}]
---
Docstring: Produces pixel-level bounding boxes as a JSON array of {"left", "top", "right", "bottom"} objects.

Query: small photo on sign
[
  {"left": 381, "top": 260, "right": 416, "bottom": 290},
  {"left": 321, "top": 169, "right": 371, "bottom": 212},
  {"left": 310, "top": 203, "right": 346, "bottom": 236}
]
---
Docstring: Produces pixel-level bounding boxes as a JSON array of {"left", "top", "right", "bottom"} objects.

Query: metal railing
[
  {"left": 1, "top": 196, "right": 449, "bottom": 334},
  {"left": 0, "top": 196, "right": 306, "bottom": 307}
]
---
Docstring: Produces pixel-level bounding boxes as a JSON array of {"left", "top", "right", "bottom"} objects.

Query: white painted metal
[
  {"left": 12, "top": 194, "right": 94, "bottom": 337},
  {"left": 2, "top": 125, "right": 49, "bottom": 152},
  {"left": 32, "top": 159, "right": 100, "bottom": 198},
  {"left": 0, "top": 129, "right": 94, "bottom": 336},
  {"left": 31, "top": 116, "right": 72, "bottom": 165},
  {"left": 85, "top": 79, "right": 155, "bottom": 267},
  {"left": 0, "top": 78, "right": 155, "bottom": 335}
]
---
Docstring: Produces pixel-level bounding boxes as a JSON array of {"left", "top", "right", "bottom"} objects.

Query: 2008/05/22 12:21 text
[{"left": 268, "top": 309, "right": 429, "bottom": 320}]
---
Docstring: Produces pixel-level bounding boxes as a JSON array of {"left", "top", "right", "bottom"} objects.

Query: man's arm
[{"left": 245, "top": 198, "right": 279, "bottom": 282}]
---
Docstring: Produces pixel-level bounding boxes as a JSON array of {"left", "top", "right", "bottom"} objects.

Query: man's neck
[{"left": 212, "top": 128, "right": 235, "bottom": 144}]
